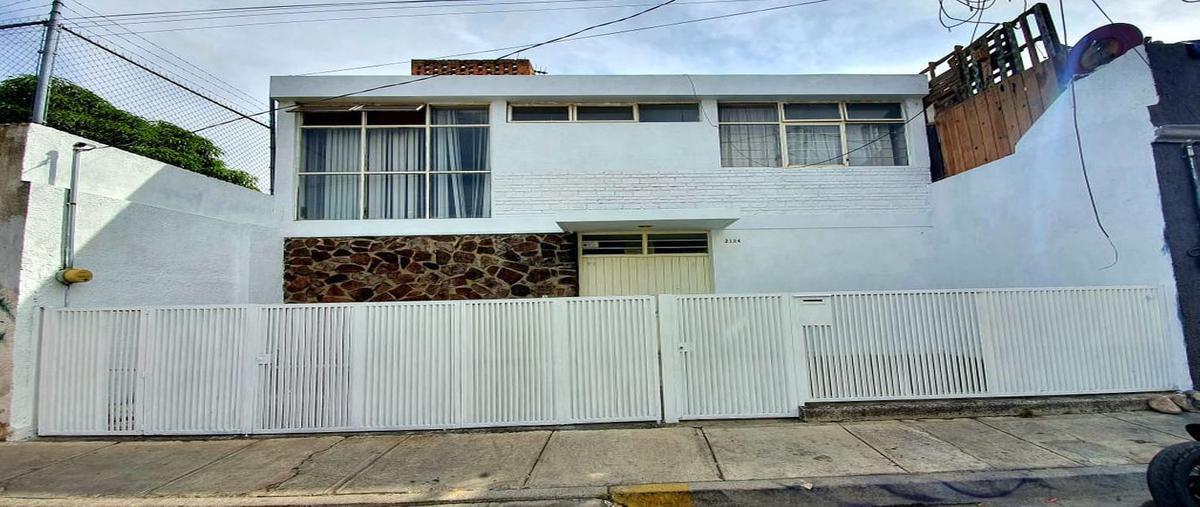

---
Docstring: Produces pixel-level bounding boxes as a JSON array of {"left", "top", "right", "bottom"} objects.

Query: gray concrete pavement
[{"left": 0, "top": 411, "right": 1197, "bottom": 505}]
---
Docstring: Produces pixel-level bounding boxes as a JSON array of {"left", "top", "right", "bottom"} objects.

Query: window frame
[
  {"left": 508, "top": 102, "right": 702, "bottom": 123},
  {"left": 717, "top": 101, "right": 909, "bottom": 168},
  {"left": 507, "top": 103, "right": 573, "bottom": 123},
  {"left": 578, "top": 231, "right": 711, "bottom": 257},
  {"left": 296, "top": 104, "right": 492, "bottom": 221},
  {"left": 636, "top": 102, "right": 702, "bottom": 123}
]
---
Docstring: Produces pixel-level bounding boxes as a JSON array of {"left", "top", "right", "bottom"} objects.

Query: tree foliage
[{"left": 0, "top": 75, "right": 258, "bottom": 190}]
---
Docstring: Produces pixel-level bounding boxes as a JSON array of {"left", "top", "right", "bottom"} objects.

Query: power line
[
  {"left": 73, "top": 0, "right": 768, "bottom": 35},
  {"left": 493, "top": 0, "right": 677, "bottom": 59},
  {"left": 69, "top": 0, "right": 644, "bottom": 25},
  {"left": 59, "top": 1, "right": 265, "bottom": 112},
  {"left": 105, "top": 0, "right": 689, "bottom": 141},
  {"left": 1067, "top": 79, "right": 1118, "bottom": 269},
  {"left": 70, "top": 0, "right": 773, "bottom": 30},
  {"left": 1060, "top": 0, "right": 1118, "bottom": 269},
  {"left": 58, "top": 25, "right": 270, "bottom": 128},
  {"left": 73, "top": 0, "right": 494, "bottom": 19},
  {"left": 296, "top": 0, "right": 835, "bottom": 75},
  {"left": 0, "top": 0, "right": 37, "bottom": 10}
]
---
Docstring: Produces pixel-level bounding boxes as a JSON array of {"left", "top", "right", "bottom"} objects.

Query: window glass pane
[
  {"left": 719, "top": 124, "right": 781, "bottom": 167},
  {"left": 301, "top": 111, "right": 360, "bottom": 126},
  {"left": 432, "top": 127, "right": 489, "bottom": 171},
  {"left": 648, "top": 233, "right": 708, "bottom": 254},
  {"left": 581, "top": 234, "right": 642, "bottom": 255},
  {"left": 366, "top": 128, "right": 424, "bottom": 172},
  {"left": 846, "top": 123, "right": 909, "bottom": 166},
  {"left": 367, "top": 110, "right": 424, "bottom": 125},
  {"left": 576, "top": 105, "right": 634, "bottom": 121},
  {"left": 783, "top": 103, "right": 841, "bottom": 121},
  {"left": 430, "top": 174, "right": 490, "bottom": 218},
  {"left": 786, "top": 125, "right": 843, "bottom": 166},
  {"left": 432, "top": 106, "right": 489, "bottom": 125},
  {"left": 717, "top": 104, "right": 778, "bottom": 122},
  {"left": 845, "top": 103, "right": 903, "bottom": 120},
  {"left": 301, "top": 129, "right": 360, "bottom": 173},
  {"left": 298, "top": 174, "right": 359, "bottom": 220},
  {"left": 638, "top": 104, "right": 699, "bottom": 122},
  {"left": 511, "top": 105, "right": 569, "bottom": 121},
  {"left": 365, "top": 174, "right": 425, "bottom": 219}
]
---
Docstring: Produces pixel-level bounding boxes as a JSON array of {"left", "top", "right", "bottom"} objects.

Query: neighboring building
[{"left": 271, "top": 61, "right": 932, "bottom": 303}]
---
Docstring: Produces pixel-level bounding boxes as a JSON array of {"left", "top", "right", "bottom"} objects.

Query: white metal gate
[
  {"left": 37, "top": 287, "right": 1190, "bottom": 436},
  {"left": 656, "top": 287, "right": 1188, "bottom": 421},
  {"left": 38, "top": 297, "right": 660, "bottom": 436}
]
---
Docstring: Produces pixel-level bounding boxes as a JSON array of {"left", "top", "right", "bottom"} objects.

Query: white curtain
[
  {"left": 786, "top": 125, "right": 843, "bottom": 165},
  {"left": 846, "top": 124, "right": 908, "bottom": 166},
  {"left": 299, "top": 129, "right": 359, "bottom": 220},
  {"left": 718, "top": 105, "right": 781, "bottom": 167},
  {"left": 719, "top": 125, "right": 780, "bottom": 167},
  {"left": 432, "top": 127, "right": 490, "bottom": 218},
  {"left": 365, "top": 128, "right": 424, "bottom": 218}
]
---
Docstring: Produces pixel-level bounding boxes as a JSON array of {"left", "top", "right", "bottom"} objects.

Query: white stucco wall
[
  {"left": 1, "top": 124, "right": 283, "bottom": 439},
  {"left": 929, "top": 51, "right": 1171, "bottom": 289}
]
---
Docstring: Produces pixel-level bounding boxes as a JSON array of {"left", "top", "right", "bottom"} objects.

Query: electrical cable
[
  {"left": 69, "top": 0, "right": 662, "bottom": 25},
  {"left": 0, "top": 0, "right": 37, "bottom": 11},
  {"left": 96, "top": 0, "right": 691, "bottom": 143},
  {"left": 1060, "top": 0, "right": 1118, "bottom": 269},
  {"left": 73, "top": 0, "right": 775, "bottom": 36},
  {"left": 73, "top": 0, "right": 498, "bottom": 19},
  {"left": 295, "top": 0, "right": 835, "bottom": 75},
  {"left": 1068, "top": 79, "right": 1118, "bottom": 270},
  {"left": 59, "top": 1, "right": 265, "bottom": 112},
  {"left": 492, "top": 0, "right": 676, "bottom": 59}
]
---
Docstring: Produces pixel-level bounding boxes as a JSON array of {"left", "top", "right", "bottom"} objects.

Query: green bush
[{"left": 0, "top": 75, "right": 259, "bottom": 190}]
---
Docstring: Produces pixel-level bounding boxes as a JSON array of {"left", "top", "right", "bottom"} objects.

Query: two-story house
[{"left": 271, "top": 59, "right": 932, "bottom": 303}]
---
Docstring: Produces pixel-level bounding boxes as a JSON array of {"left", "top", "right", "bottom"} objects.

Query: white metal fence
[
  {"left": 39, "top": 297, "right": 660, "bottom": 436},
  {"left": 38, "top": 287, "right": 1189, "bottom": 436}
]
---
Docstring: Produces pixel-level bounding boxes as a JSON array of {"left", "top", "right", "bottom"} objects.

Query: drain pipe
[{"left": 55, "top": 142, "right": 94, "bottom": 285}]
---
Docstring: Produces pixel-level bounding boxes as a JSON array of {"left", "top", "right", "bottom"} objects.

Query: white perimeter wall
[
  {"left": 929, "top": 51, "right": 1173, "bottom": 292},
  {"left": 0, "top": 123, "right": 282, "bottom": 439}
]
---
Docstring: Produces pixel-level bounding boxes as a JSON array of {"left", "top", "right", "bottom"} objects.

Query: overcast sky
[{"left": 3, "top": 0, "right": 1197, "bottom": 109}]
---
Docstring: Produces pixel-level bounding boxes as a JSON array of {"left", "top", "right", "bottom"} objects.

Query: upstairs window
[
  {"left": 718, "top": 102, "right": 909, "bottom": 167},
  {"left": 510, "top": 105, "right": 569, "bottom": 122},
  {"left": 508, "top": 103, "right": 699, "bottom": 123},
  {"left": 638, "top": 104, "right": 700, "bottom": 122},
  {"left": 297, "top": 106, "right": 490, "bottom": 220}
]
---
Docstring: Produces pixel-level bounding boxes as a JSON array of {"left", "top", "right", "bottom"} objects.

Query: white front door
[{"left": 579, "top": 232, "right": 714, "bottom": 296}]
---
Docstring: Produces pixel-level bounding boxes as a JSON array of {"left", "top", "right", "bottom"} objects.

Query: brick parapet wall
[{"left": 491, "top": 168, "right": 930, "bottom": 215}]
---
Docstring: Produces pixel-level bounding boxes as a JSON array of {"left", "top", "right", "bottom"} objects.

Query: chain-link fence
[{"left": 0, "top": 20, "right": 272, "bottom": 192}]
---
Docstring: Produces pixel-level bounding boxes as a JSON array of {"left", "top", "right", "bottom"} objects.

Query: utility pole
[{"left": 31, "top": 0, "right": 63, "bottom": 124}]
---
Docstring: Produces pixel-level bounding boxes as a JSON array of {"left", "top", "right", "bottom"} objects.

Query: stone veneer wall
[{"left": 284, "top": 234, "right": 578, "bottom": 302}]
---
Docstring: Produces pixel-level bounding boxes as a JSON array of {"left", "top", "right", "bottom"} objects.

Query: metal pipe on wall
[
  {"left": 1154, "top": 125, "right": 1200, "bottom": 244},
  {"left": 56, "top": 142, "right": 94, "bottom": 285}
]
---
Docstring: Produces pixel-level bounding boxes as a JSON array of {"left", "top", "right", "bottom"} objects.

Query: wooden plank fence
[
  {"left": 923, "top": 2, "right": 1068, "bottom": 179},
  {"left": 934, "top": 56, "right": 1064, "bottom": 178}
]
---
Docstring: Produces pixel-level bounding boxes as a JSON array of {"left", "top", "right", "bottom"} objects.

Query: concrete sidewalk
[{"left": 0, "top": 411, "right": 1196, "bottom": 505}]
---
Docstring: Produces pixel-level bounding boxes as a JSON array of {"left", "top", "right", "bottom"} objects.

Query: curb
[
  {"left": 799, "top": 394, "right": 1162, "bottom": 422},
  {"left": 0, "top": 465, "right": 1150, "bottom": 506}
]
